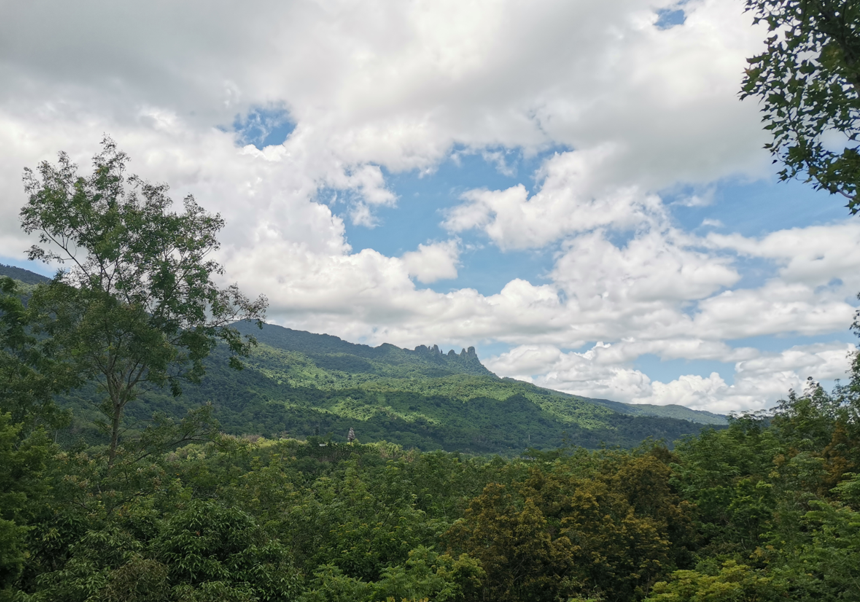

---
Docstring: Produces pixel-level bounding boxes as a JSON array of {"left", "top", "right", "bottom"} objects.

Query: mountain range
[{"left": 2, "top": 263, "right": 726, "bottom": 453}]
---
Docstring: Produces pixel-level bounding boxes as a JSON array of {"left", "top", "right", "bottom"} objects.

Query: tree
[
  {"left": 20, "top": 139, "right": 267, "bottom": 463},
  {"left": 0, "top": 276, "right": 76, "bottom": 432},
  {"left": 444, "top": 481, "right": 576, "bottom": 602},
  {"left": 741, "top": 0, "right": 860, "bottom": 210},
  {"left": 645, "top": 560, "right": 784, "bottom": 602},
  {"left": 0, "top": 413, "right": 54, "bottom": 592},
  {"left": 0, "top": 276, "right": 77, "bottom": 594}
]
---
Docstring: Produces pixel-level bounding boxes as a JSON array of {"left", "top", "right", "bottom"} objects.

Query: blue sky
[{"left": 1, "top": 0, "right": 858, "bottom": 414}]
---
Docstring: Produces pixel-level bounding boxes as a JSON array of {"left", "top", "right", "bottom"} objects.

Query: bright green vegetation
[
  {"left": 48, "top": 319, "right": 718, "bottom": 455},
  {"left": 3, "top": 377, "right": 859, "bottom": 601},
  {"left": 1, "top": 261, "right": 725, "bottom": 455}
]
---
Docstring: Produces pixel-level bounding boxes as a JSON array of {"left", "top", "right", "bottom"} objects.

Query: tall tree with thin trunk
[{"left": 20, "top": 138, "right": 267, "bottom": 464}]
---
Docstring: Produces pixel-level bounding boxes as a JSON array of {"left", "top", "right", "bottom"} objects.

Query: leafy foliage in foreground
[
  {"left": 20, "top": 140, "right": 268, "bottom": 463},
  {"left": 3, "top": 377, "right": 860, "bottom": 601}
]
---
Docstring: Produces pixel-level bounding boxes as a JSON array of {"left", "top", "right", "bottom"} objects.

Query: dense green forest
[{"left": 3, "top": 367, "right": 860, "bottom": 601}]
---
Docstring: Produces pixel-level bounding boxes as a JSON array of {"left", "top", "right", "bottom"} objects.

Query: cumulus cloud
[
  {"left": 444, "top": 148, "right": 669, "bottom": 249},
  {"left": 0, "top": 0, "right": 769, "bottom": 227},
  {"left": 551, "top": 228, "right": 739, "bottom": 304},
  {"left": 672, "top": 189, "right": 715, "bottom": 208},
  {"left": 693, "top": 281, "right": 855, "bottom": 339},
  {"left": 402, "top": 239, "right": 460, "bottom": 283},
  {"left": 0, "top": 0, "right": 770, "bottom": 252},
  {"left": 487, "top": 341, "right": 855, "bottom": 413},
  {"left": 707, "top": 223, "right": 860, "bottom": 289},
  {"left": 643, "top": 342, "right": 855, "bottom": 413}
]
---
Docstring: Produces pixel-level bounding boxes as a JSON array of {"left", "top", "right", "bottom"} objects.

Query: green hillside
[
  {"left": 65, "top": 320, "right": 719, "bottom": 454},
  {"left": 587, "top": 397, "right": 727, "bottom": 425},
  {"left": 0, "top": 263, "right": 50, "bottom": 286},
  {"left": 1, "top": 266, "right": 725, "bottom": 453}
]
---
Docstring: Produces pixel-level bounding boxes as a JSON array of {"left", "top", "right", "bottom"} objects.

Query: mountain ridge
[
  {"left": 2, "top": 264, "right": 727, "bottom": 452},
  {"left": 231, "top": 320, "right": 494, "bottom": 378},
  {"left": 0, "top": 263, "right": 51, "bottom": 286},
  {"left": 231, "top": 320, "right": 726, "bottom": 427}
]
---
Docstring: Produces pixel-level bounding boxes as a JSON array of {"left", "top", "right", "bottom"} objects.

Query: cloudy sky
[{"left": 1, "top": 0, "right": 858, "bottom": 414}]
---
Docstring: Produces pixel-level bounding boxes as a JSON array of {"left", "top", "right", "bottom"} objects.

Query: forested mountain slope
[
  {"left": 90, "top": 320, "right": 721, "bottom": 453},
  {"left": 2, "top": 265, "right": 724, "bottom": 453},
  {"left": 0, "top": 263, "right": 50, "bottom": 285}
]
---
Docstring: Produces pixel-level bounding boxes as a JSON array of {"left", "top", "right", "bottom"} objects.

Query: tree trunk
[{"left": 108, "top": 399, "right": 123, "bottom": 466}]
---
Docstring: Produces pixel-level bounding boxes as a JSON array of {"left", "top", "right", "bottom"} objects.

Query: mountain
[
  {"left": 2, "top": 264, "right": 726, "bottom": 453},
  {"left": 230, "top": 320, "right": 726, "bottom": 425},
  {"left": 0, "top": 263, "right": 51, "bottom": 285},
  {"left": 101, "top": 321, "right": 721, "bottom": 453},
  {"left": 240, "top": 320, "right": 493, "bottom": 378},
  {"left": 586, "top": 397, "right": 727, "bottom": 426}
]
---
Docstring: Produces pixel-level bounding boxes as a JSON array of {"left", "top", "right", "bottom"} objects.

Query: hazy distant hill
[
  {"left": 0, "top": 263, "right": 50, "bottom": 285},
  {"left": 587, "top": 397, "right": 727, "bottom": 426},
  {"left": 2, "top": 264, "right": 727, "bottom": 452}
]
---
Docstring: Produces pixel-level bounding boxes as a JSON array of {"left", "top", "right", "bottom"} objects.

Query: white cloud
[
  {"left": 443, "top": 147, "right": 670, "bottom": 249},
  {"left": 693, "top": 281, "right": 855, "bottom": 339},
  {"left": 551, "top": 228, "right": 739, "bottom": 304},
  {"left": 707, "top": 223, "right": 860, "bottom": 289},
  {"left": 402, "top": 239, "right": 460, "bottom": 283},
  {"left": 673, "top": 189, "right": 715, "bottom": 207},
  {"left": 481, "top": 149, "right": 517, "bottom": 176},
  {"left": 642, "top": 342, "right": 856, "bottom": 414},
  {"left": 0, "top": 0, "right": 771, "bottom": 254},
  {"left": 487, "top": 341, "right": 855, "bottom": 414},
  {"left": 0, "top": 0, "right": 770, "bottom": 226}
]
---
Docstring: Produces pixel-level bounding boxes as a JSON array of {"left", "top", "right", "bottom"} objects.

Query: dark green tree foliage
[
  {"left": 0, "top": 276, "right": 75, "bottom": 431},
  {"left": 20, "top": 139, "right": 267, "bottom": 463},
  {"left": 0, "top": 276, "right": 77, "bottom": 594},
  {"left": 671, "top": 416, "right": 781, "bottom": 558},
  {"left": 0, "top": 414, "right": 54, "bottom": 591},
  {"left": 152, "top": 500, "right": 301, "bottom": 601},
  {"left": 2, "top": 385, "right": 858, "bottom": 602},
  {"left": 652, "top": 381, "right": 860, "bottom": 602},
  {"left": 734, "top": 5, "right": 860, "bottom": 597},
  {"left": 741, "top": 0, "right": 860, "bottom": 207},
  {"left": 446, "top": 447, "right": 694, "bottom": 602}
]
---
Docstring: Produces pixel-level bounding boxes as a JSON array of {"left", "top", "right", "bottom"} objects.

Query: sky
[{"left": 1, "top": 0, "right": 858, "bottom": 415}]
